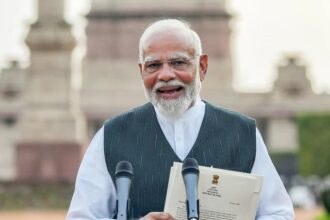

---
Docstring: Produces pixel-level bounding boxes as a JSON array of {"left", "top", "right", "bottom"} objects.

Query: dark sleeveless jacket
[{"left": 104, "top": 102, "right": 256, "bottom": 218}]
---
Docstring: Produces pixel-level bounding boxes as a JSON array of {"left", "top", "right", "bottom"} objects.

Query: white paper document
[{"left": 164, "top": 162, "right": 263, "bottom": 220}]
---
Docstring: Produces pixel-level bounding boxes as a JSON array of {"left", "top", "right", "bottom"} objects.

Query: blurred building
[{"left": 0, "top": 0, "right": 329, "bottom": 182}]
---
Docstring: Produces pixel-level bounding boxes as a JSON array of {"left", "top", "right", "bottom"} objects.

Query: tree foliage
[{"left": 298, "top": 112, "right": 330, "bottom": 177}]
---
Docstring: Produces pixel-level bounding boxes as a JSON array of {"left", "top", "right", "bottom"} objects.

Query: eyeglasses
[{"left": 142, "top": 57, "right": 196, "bottom": 74}]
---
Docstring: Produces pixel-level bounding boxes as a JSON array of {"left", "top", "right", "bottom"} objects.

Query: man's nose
[{"left": 157, "top": 63, "right": 176, "bottom": 81}]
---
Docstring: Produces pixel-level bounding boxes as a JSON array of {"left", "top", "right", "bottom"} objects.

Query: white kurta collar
[{"left": 153, "top": 96, "right": 205, "bottom": 160}]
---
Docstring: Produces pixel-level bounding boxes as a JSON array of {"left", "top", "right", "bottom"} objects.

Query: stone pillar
[
  {"left": 16, "top": 0, "right": 86, "bottom": 182},
  {"left": 0, "top": 118, "right": 17, "bottom": 180},
  {"left": 272, "top": 56, "right": 313, "bottom": 99},
  {"left": 267, "top": 116, "right": 298, "bottom": 152},
  {"left": 0, "top": 61, "right": 25, "bottom": 180},
  {"left": 38, "top": 0, "right": 64, "bottom": 21}
]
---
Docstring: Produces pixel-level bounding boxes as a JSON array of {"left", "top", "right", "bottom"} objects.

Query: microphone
[
  {"left": 115, "top": 161, "right": 133, "bottom": 220},
  {"left": 182, "top": 158, "right": 200, "bottom": 220}
]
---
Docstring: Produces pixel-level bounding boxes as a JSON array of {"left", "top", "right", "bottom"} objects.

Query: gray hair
[{"left": 138, "top": 19, "right": 202, "bottom": 63}]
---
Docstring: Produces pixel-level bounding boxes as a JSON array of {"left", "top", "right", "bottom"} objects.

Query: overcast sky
[{"left": 0, "top": 0, "right": 329, "bottom": 93}]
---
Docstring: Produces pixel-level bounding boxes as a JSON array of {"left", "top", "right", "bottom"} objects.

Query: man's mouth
[
  {"left": 157, "top": 86, "right": 183, "bottom": 93},
  {"left": 156, "top": 86, "right": 184, "bottom": 99}
]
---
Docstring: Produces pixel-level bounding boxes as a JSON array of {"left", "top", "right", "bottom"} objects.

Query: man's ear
[
  {"left": 138, "top": 63, "right": 143, "bottom": 76},
  {"left": 199, "top": 54, "right": 208, "bottom": 81}
]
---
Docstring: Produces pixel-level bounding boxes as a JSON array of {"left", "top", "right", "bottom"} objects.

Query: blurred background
[{"left": 0, "top": 0, "right": 329, "bottom": 219}]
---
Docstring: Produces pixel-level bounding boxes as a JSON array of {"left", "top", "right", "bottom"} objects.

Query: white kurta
[{"left": 67, "top": 98, "right": 294, "bottom": 219}]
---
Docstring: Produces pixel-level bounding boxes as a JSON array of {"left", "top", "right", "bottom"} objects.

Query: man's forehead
[
  {"left": 143, "top": 52, "right": 190, "bottom": 62},
  {"left": 141, "top": 33, "right": 196, "bottom": 62}
]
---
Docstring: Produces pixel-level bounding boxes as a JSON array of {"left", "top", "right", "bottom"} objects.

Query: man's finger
[{"left": 141, "top": 212, "right": 175, "bottom": 220}]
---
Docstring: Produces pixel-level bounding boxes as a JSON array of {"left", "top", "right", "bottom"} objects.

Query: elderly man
[{"left": 67, "top": 19, "right": 294, "bottom": 220}]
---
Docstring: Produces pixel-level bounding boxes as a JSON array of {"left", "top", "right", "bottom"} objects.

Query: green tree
[{"left": 298, "top": 112, "right": 330, "bottom": 177}]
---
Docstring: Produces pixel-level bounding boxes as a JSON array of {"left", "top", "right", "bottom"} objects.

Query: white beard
[{"left": 144, "top": 71, "right": 201, "bottom": 117}]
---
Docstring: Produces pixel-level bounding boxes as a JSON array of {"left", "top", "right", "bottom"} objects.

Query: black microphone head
[
  {"left": 182, "top": 158, "right": 199, "bottom": 176},
  {"left": 115, "top": 161, "right": 133, "bottom": 179}
]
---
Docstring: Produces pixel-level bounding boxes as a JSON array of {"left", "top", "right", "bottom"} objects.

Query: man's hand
[{"left": 139, "top": 212, "right": 175, "bottom": 220}]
